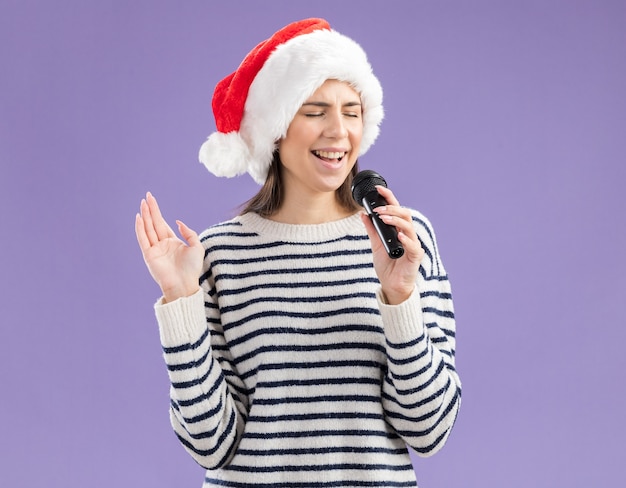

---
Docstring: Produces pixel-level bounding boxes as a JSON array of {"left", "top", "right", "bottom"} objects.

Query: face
[{"left": 278, "top": 79, "right": 363, "bottom": 203}]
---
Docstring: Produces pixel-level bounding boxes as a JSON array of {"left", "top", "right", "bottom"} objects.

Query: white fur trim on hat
[{"left": 199, "top": 131, "right": 251, "bottom": 179}]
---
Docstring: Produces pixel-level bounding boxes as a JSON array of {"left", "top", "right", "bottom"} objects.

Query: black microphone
[{"left": 351, "top": 170, "right": 404, "bottom": 259}]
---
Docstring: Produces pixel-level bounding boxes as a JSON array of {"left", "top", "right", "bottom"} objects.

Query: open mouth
[{"left": 312, "top": 150, "right": 347, "bottom": 162}]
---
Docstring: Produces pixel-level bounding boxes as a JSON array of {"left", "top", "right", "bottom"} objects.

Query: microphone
[{"left": 351, "top": 170, "right": 404, "bottom": 259}]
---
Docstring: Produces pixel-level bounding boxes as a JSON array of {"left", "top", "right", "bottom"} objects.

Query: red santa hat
[{"left": 198, "top": 18, "right": 384, "bottom": 184}]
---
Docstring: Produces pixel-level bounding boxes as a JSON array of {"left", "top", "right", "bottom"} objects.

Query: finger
[
  {"left": 376, "top": 211, "right": 417, "bottom": 242},
  {"left": 392, "top": 218, "right": 424, "bottom": 261},
  {"left": 376, "top": 185, "right": 401, "bottom": 207},
  {"left": 398, "top": 230, "right": 425, "bottom": 263},
  {"left": 176, "top": 220, "right": 202, "bottom": 249},
  {"left": 397, "top": 228, "right": 423, "bottom": 253},
  {"left": 146, "top": 192, "right": 176, "bottom": 241},
  {"left": 135, "top": 212, "right": 151, "bottom": 253},
  {"left": 140, "top": 198, "right": 160, "bottom": 246},
  {"left": 374, "top": 186, "right": 413, "bottom": 225},
  {"left": 375, "top": 204, "right": 412, "bottom": 223}
]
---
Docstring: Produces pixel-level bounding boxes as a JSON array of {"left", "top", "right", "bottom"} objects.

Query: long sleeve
[
  {"left": 379, "top": 212, "right": 461, "bottom": 456},
  {"left": 154, "top": 282, "right": 249, "bottom": 469}
]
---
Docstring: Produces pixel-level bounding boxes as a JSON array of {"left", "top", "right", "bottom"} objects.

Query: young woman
[{"left": 135, "top": 18, "right": 460, "bottom": 488}]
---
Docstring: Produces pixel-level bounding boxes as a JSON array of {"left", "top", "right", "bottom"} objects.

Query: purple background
[{"left": 2, "top": 1, "right": 625, "bottom": 486}]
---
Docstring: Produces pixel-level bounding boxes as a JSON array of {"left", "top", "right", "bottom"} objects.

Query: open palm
[{"left": 135, "top": 192, "right": 204, "bottom": 302}]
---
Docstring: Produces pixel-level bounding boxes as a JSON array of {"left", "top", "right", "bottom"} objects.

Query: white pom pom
[{"left": 198, "top": 132, "right": 251, "bottom": 179}]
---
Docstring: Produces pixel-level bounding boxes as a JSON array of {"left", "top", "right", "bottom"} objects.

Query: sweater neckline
[{"left": 237, "top": 212, "right": 364, "bottom": 241}]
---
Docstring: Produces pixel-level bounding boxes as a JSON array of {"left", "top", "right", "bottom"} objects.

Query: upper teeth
[{"left": 314, "top": 150, "right": 346, "bottom": 159}]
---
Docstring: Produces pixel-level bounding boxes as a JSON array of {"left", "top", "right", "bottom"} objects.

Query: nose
[{"left": 324, "top": 110, "right": 349, "bottom": 139}]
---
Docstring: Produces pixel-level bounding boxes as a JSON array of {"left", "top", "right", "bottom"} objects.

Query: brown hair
[{"left": 239, "top": 151, "right": 361, "bottom": 217}]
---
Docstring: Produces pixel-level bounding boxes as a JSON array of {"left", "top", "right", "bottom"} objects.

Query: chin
[{"left": 316, "top": 174, "right": 350, "bottom": 193}]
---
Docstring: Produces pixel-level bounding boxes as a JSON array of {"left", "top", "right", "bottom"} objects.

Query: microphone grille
[{"left": 351, "top": 170, "right": 388, "bottom": 204}]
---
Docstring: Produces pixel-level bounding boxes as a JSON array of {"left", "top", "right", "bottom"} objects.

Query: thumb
[{"left": 176, "top": 220, "right": 202, "bottom": 249}]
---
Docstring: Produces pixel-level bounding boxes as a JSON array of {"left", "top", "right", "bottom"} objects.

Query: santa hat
[{"left": 198, "top": 18, "right": 384, "bottom": 184}]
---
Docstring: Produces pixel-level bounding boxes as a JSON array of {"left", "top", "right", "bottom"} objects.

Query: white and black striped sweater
[{"left": 154, "top": 210, "right": 461, "bottom": 487}]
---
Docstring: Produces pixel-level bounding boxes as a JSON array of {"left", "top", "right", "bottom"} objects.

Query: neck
[{"left": 269, "top": 191, "right": 354, "bottom": 225}]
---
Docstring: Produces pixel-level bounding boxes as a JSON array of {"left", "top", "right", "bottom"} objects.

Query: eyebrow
[{"left": 302, "top": 101, "right": 362, "bottom": 108}]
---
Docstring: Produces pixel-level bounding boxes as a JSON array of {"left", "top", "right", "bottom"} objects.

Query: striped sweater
[{"left": 154, "top": 210, "right": 461, "bottom": 487}]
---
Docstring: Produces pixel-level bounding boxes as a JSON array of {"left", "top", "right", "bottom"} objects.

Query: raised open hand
[
  {"left": 135, "top": 192, "right": 204, "bottom": 303},
  {"left": 360, "top": 186, "right": 425, "bottom": 305}
]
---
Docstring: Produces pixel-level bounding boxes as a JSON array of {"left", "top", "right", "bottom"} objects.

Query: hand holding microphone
[
  {"left": 352, "top": 169, "right": 425, "bottom": 304},
  {"left": 351, "top": 170, "right": 404, "bottom": 259}
]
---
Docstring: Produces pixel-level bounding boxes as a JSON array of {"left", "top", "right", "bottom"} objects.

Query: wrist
[
  {"left": 380, "top": 286, "right": 414, "bottom": 305},
  {"left": 162, "top": 284, "right": 200, "bottom": 304}
]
